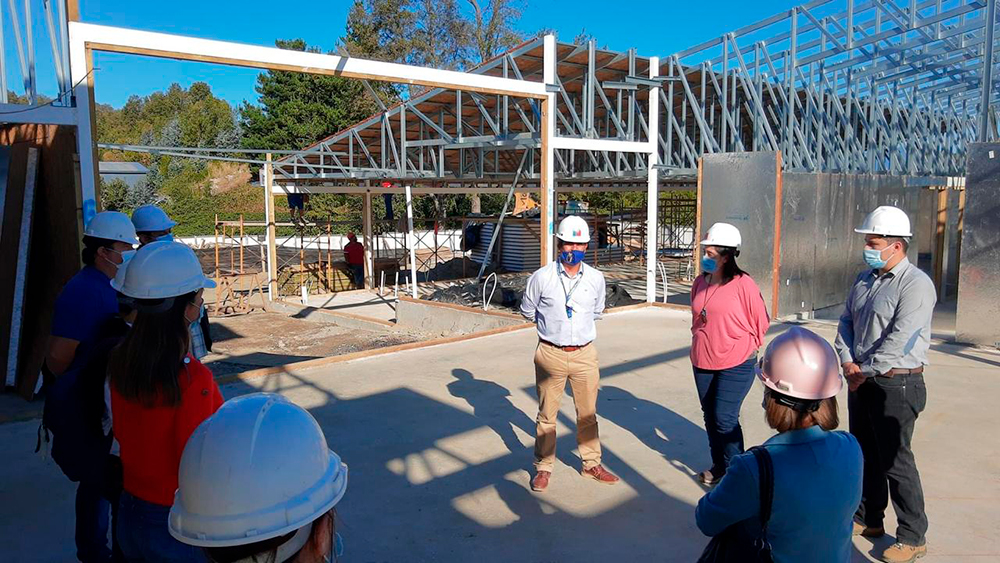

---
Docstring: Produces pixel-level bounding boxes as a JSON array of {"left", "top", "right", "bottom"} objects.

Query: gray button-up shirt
[{"left": 834, "top": 256, "right": 937, "bottom": 376}]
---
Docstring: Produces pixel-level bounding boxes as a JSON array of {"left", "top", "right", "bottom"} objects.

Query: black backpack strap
[{"left": 749, "top": 447, "right": 775, "bottom": 531}]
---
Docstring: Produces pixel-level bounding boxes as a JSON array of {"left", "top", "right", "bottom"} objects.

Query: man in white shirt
[{"left": 520, "top": 215, "right": 620, "bottom": 492}]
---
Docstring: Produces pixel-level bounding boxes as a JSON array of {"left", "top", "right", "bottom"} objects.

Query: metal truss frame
[{"left": 273, "top": 0, "right": 998, "bottom": 185}]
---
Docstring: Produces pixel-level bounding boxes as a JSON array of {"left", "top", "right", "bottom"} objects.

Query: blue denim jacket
[{"left": 696, "top": 426, "right": 863, "bottom": 563}]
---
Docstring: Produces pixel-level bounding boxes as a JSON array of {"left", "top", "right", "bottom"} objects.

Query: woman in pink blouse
[{"left": 690, "top": 223, "right": 770, "bottom": 485}]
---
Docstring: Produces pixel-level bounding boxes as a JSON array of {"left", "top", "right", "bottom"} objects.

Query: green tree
[
  {"left": 238, "top": 39, "right": 379, "bottom": 152},
  {"left": 100, "top": 178, "right": 130, "bottom": 212}
]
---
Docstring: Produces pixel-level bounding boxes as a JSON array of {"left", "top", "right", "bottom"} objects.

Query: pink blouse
[{"left": 690, "top": 273, "right": 770, "bottom": 370}]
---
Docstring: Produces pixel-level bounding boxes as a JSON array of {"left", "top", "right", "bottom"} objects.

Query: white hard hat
[
  {"left": 556, "top": 215, "right": 591, "bottom": 243},
  {"left": 111, "top": 241, "right": 215, "bottom": 299},
  {"left": 854, "top": 205, "right": 912, "bottom": 237},
  {"left": 131, "top": 205, "right": 177, "bottom": 232},
  {"left": 700, "top": 222, "right": 742, "bottom": 249},
  {"left": 84, "top": 211, "right": 138, "bottom": 245},
  {"left": 169, "top": 393, "right": 348, "bottom": 549}
]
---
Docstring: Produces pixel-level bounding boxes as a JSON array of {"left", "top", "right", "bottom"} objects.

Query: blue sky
[{"left": 3, "top": 0, "right": 802, "bottom": 109}]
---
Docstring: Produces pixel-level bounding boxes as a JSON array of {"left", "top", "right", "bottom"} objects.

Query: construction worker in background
[
  {"left": 107, "top": 241, "right": 223, "bottom": 562},
  {"left": 43, "top": 251, "right": 138, "bottom": 563},
  {"left": 690, "top": 223, "right": 770, "bottom": 486},
  {"left": 170, "top": 394, "right": 348, "bottom": 563},
  {"left": 131, "top": 204, "right": 177, "bottom": 246},
  {"left": 45, "top": 211, "right": 137, "bottom": 381},
  {"left": 835, "top": 206, "right": 936, "bottom": 563},
  {"left": 344, "top": 232, "right": 365, "bottom": 289},
  {"left": 287, "top": 192, "right": 309, "bottom": 223},
  {"left": 696, "top": 327, "right": 862, "bottom": 562},
  {"left": 520, "top": 215, "right": 619, "bottom": 492},
  {"left": 131, "top": 205, "right": 213, "bottom": 360}
]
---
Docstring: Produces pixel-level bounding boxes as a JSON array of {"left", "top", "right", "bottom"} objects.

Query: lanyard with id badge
[{"left": 561, "top": 270, "right": 584, "bottom": 319}]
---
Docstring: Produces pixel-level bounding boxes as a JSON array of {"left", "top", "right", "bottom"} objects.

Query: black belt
[{"left": 540, "top": 340, "right": 591, "bottom": 352}]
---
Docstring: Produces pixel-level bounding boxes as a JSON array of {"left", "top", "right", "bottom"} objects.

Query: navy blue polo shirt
[{"left": 51, "top": 265, "right": 119, "bottom": 371}]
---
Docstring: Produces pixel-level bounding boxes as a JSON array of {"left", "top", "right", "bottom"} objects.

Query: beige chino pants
[{"left": 533, "top": 341, "right": 602, "bottom": 472}]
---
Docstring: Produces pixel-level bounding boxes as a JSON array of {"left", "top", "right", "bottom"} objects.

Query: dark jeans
[
  {"left": 117, "top": 491, "right": 205, "bottom": 563},
  {"left": 693, "top": 356, "right": 757, "bottom": 476},
  {"left": 76, "top": 480, "right": 111, "bottom": 562},
  {"left": 350, "top": 264, "right": 365, "bottom": 288},
  {"left": 849, "top": 372, "right": 928, "bottom": 546},
  {"left": 76, "top": 454, "right": 124, "bottom": 563}
]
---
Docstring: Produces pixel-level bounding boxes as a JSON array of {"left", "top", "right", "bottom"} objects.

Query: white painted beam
[{"left": 69, "top": 22, "right": 548, "bottom": 99}]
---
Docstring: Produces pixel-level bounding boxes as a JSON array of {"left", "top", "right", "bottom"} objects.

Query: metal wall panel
[
  {"left": 778, "top": 173, "right": 818, "bottom": 316},
  {"left": 957, "top": 144, "right": 1000, "bottom": 348},
  {"left": 701, "top": 152, "right": 778, "bottom": 312}
]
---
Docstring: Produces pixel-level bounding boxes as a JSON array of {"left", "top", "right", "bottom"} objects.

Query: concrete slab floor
[{"left": 1, "top": 308, "right": 997, "bottom": 562}]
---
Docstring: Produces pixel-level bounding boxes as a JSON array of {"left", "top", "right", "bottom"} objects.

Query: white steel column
[
  {"left": 646, "top": 57, "right": 660, "bottom": 303},
  {"left": 264, "top": 154, "right": 278, "bottom": 300},
  {"left": 541, "top": 34, "right": 557, "bottom": 265},
  {"left": 67, "top": 26, "right": 98, "bottom": 226},
  {"left": 404, "top": 184, "right": 418, "bottom": 298}
]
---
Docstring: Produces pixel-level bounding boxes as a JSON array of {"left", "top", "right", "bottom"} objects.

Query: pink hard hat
[{"left": 756, "top": 326, "right": 842, "bottom": 401}]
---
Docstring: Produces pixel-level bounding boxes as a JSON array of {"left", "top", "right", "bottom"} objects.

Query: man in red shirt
[{"left": 344, "top": 232, "right": 365, "bottom": 289}]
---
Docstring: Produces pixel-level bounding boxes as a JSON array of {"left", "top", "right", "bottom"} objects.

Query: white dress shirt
[{"left": 520, "top": 261, "right": 606, "bottom": 346}]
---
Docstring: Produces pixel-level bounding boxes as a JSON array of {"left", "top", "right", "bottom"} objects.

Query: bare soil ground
[{"left": 203, "top": 312, "right": 425, "bottom": 377}]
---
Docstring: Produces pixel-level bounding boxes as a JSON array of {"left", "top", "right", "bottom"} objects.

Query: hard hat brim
[
  {"left": 854, "top": 227, "right": 913, "bottom": 237},
  {"left": 169, "top": 454, "right": 348, "bottom": 548}
]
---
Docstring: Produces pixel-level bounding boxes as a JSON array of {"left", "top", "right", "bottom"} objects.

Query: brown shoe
[
  {"left": 852, "top": 521, "right": 886, "bottom": 538},
  {"left": 880, "top": 542, "right": 927, "bottom": 563},
  {"left": 581, "top": 464, "right": 620, "bottom": 485},
  {"left": 531, "top": 470, "right": 551, "bottom": 492}
]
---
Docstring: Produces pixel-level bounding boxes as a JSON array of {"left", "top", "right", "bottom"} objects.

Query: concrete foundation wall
[{"left": 396, "top": 298, "right": 525, "bottom": 334}]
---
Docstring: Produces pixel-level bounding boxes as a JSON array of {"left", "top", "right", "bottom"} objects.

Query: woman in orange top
[{"left": 108, "top": 241, "right": 222, "bottom": 562}]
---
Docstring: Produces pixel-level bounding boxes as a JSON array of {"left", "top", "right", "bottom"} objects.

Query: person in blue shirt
[
  {"left": 131, "top": 205, "right": 213, "bottom": 359},
  {"left": 46, "top": 212, "right": 137, "bottom": 379},
  {"left": 696, "top": 327, "right": 863, "bottom": 563}
]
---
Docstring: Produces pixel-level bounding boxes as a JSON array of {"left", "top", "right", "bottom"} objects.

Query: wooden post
[
  {"left": 264, "top": 153, "right": 278, "bottom": 299},
  {"left": 695, "top": 157, "right": 703, "bottom": 278},
  {"left": 363, "top": 189, "right": 374, "bottom": 289},
  {"left": 239, "top": 214, "right": 245, "bottom": 294},
  {"left": 326, "top": 220, "right": 332, "bottom": 292},
  {"left": 540, "top": 35, "right": 556, "bottom": 266},
  {"left": 770, "top": 151, "right": 784, "bottom": 319},
  {"left": 956, "top": 186, "right": 966, "bottom": 278},
  {"left": 214, "top": 215, "right": 220, "bottom": 314},
  {"left": 933, "top": 187, "right": 948, "bottom": 293}
]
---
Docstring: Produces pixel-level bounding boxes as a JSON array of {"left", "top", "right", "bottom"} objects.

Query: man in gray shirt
[{"left": 835, "top": 205, "right": 936, "bottom": 563}]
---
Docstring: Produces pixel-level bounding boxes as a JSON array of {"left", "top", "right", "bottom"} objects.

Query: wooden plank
[
  {"left": 6, "top": 149, "right": 38, "bottom": 387},
  {"left": 933, "top": 187, "right": 948, "bottom": 291},
  {"left": 694, "top": 156, "right": 703, "bottom": 276},
  {"left": 771, "top": 151, "right": 783, "bottom": 319},
  {"left": 265, "top": 154, "right": 278, "bottom": 299}
]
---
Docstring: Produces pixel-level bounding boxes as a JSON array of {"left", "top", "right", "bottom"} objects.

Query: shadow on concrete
[
  {"left": 929, "top": 342, "right": 1000, "bottom": 368},
  {"left": 222, "top": 366, "right": 708, "bottom": 561},
  {"left": 447, "top": 369, "right": 535, "bottom": 455},
  {"left": 600, "top": 386, "right": 706, "bottom": 480}
]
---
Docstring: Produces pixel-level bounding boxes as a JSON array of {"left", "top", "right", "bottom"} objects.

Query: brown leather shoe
[
  {"left": 581, "top": 465, "right": 620, "bottom": 485},
  {"left": 852, "top": 521, "right": 885, "bottom": 538},
  {"left": 531, "top": 470, "right": 551, "bottom": 492}
]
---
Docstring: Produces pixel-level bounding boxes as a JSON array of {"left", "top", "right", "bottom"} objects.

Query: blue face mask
[
  {"left": 863, "top": 246, "right": 896, "bottom": 269},
  {"left": 559, "top": 250, "right": 586, "bottom": 266},
  {"left": 701, "top": 256, "right": 718, "bottom": 274}
]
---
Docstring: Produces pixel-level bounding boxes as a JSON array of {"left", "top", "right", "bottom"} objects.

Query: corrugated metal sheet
[
  {"left": 701, "top": 152, "right": 778, "bottom": 311},
  {"left": 957, "top": 144, "right": 1000, "bottom": 347},
  {"left": 471, "top": 220, "right": 624, "bottom": 272}
]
